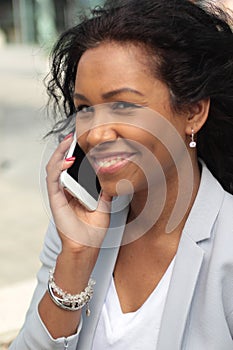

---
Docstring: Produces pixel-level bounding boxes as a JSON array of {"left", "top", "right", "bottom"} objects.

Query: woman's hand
[
  {"left": 38, "top": 134, "right": 112, "bottom": 339},
  {"left": 46, "top": 133, "right": 112, "bottom": 251}
]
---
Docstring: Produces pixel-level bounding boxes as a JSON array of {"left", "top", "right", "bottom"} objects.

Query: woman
[{"left": 10, "top": 0, "right": 233, "bottom": 349}]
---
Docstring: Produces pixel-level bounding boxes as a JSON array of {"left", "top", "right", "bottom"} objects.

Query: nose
[
  {"left": 77, "top": 108, "right": 118, "bottom": 147},
  {"left": 86, "top": 122, "right": 118, "bottom": 147}
]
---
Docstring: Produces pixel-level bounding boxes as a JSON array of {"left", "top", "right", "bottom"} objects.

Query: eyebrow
[
  {"left": 102, "top": 88, "right": 144, "bottom": 99},
  {"left": 73, "top": 87, "right": 144, "bottom": 102},
  {"left": 73, "top": 93, "right": 89, "bottom": 102}
]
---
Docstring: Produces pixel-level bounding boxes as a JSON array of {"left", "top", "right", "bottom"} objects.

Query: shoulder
[
  {"left": 213, "top": 189, "right": 233, "bottom": 256},
  {"left": 185, "top": 161, "right": 233, "bottom": 258},
  {"left": 202, "top": 167, "right": 233, "bottom": 253},
  {"left": 219, "top": 190, "right": 233, "bottom": 217},
  {"left": 211, "top": 176, "right": 233, "bottom": 241}
]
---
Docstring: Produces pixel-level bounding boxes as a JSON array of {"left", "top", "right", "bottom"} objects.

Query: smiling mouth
[
  {"left": 92, "top": 153, "right": 136, "bottom": 173},
  {"left": 95, "top": 156, "right": 127, "bottom": 168}
]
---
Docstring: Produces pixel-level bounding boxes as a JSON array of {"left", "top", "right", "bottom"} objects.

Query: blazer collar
[
  {"left": 157, "top": 162, "right": 225, "bottom": 349},
  {"left": 182, "top": 161, "right": 225, "bottom": 243}
]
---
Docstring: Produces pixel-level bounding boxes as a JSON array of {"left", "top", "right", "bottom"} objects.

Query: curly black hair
[{"left": 46, "top": 0, "right": 233, "bottom": 193}]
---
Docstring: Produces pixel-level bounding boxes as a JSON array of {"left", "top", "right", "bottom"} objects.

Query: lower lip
[{"left": 93, "top": 156, "right": 135, "bottom": 174}]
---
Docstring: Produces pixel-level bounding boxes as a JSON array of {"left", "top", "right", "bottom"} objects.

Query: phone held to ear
[{"left": 60, "top": 135, "right": 102, "bottom": 211}]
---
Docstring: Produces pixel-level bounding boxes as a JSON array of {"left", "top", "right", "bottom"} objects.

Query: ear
[{"left": 185, "top": 98, "right": 210, "bottom": 135}]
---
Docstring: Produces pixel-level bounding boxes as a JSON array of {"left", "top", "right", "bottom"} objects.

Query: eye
[
  {"left": 111, "top": 101, "right": 142, "bottom": 110},
  {"left": 75, "top": 105, "right": 94, "bottom": 119},
  {"left": 75, "top": 105, "right": 93, "bottom": 113}
]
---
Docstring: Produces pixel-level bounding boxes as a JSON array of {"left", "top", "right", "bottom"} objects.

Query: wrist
[
  {"left": 54, "top": 248, "right": 99, "bottom": 293},
  {"left": 60, "top": 244, "right": 100, "bottom": 268},
  {"left": 48, "top": 267, "right": 95, "bottom": 316}
]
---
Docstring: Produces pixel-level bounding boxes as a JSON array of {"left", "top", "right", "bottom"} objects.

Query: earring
[{"left": 189, "top": 129, "right": 196, "bottom": 148}]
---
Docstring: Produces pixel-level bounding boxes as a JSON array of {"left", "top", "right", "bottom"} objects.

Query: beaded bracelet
[{"left": 48, "top": 267, "right": 95, "bottom": 316}]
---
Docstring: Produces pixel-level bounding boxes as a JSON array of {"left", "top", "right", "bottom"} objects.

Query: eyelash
[
  {"left": 75, "top": 101, "right": 142, "bottom": 113},
  {"left": 75, "top": 105, "right": 92, "bottom": 113},
  {"left": 112, "top": 101, "right": 142, "bottom": 110}
]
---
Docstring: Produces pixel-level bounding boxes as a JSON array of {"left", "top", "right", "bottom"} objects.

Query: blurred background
[
  {"left": 0, "top": 1, "right": 103, "bottom": 349},
  {"left": 0, "top": 0, "right": 105, "bottom": 46},
  {"left": 0, "top": 0, "right": 232, "bottom": 349}
]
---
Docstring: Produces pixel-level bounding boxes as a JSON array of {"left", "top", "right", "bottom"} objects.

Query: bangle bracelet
[{"left": 48, "top": 267, "right": 95, "bottom": 316}]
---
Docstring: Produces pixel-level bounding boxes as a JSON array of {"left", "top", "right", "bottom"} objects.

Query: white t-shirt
[{"left": 92, "top": 258, "right": 175, "bottom": 349}]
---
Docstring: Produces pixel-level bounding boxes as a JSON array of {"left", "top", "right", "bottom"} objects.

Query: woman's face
[{"left": 74, "top": 42, "right": 189, "bottom": 196}]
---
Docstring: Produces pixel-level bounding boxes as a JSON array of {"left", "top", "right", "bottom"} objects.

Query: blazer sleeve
[{"left": 9, "top": 220, "right": 82, "bottom": 350}]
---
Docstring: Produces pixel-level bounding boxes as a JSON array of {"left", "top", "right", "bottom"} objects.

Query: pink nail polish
[
  {"left": 66, "top": 157, "right": 76, "bottom": 162},
  {"left": 63, "top": 133, "right": 73, "bottom": 141}
]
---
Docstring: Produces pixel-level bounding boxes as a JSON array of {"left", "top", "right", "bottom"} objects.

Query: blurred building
[{"left": 0, "top": 0, "right": 104, "bottom": 45}]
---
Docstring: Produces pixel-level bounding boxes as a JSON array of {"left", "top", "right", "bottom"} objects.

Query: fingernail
[
  {"left": 63, "top": 133, "right": 73, "bottom": 141},
  {"left": 65, "top": 157, "right": 76, "bottom": 162}
]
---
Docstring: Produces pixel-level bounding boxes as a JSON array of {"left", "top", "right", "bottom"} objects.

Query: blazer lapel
[{"left": 156, "top": 232, "right": 204, "bottom": 349}]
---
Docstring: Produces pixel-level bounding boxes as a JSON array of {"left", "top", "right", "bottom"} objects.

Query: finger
[
  {"left": 96, "top": 191, "right": 112, "bottom": 214},
  {"left": 64, "top": 188, "right": 75, "bottom": 203},
  {"left": 46, "top": 134, "right": 74, "bottom": 187},
  {"left": 61, "top": 157, "right": 76, "bottom": 171},
  {"left": 46, "top": 134, "right": 74, "bottom": 176},
  {"left": 101, "top": 191, "right": 112, "bottom": 203},
  {"left": 46, "top": 134, "right": 75, "bottom": 201},
  {"left": 47, "top": 157, "right": 75, "bottom": 199}
]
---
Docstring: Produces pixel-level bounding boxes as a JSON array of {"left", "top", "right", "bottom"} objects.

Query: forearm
[{"left": 39, "top": 247, "right": 99, "bottom": 339}]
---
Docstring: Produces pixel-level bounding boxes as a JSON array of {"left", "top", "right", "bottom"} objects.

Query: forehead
[
  {"left": 74, "top": 42, "right": 175, "bottom": 121},
  {"left": 76, "top": 42, "right": 154, "bottom": 86}
]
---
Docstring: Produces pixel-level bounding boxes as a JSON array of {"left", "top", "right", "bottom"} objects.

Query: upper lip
[{"left": 89, "top": 152, "right": 136, "bottom": 161}]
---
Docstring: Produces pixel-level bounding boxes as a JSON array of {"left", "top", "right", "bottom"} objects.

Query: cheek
[
  {"left": 76, "top": 131, "right": 89, "bottom": 151},
  {"left": 135, "top": 133, "right": 158, "bottom": 155},
  {"left": 141, "top": 135, "right": 175, "bottom": 174}
]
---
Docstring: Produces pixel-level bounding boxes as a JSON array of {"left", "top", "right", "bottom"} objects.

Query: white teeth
[{"left": 96, "top": 157, "right": 124, "bottom": 168}]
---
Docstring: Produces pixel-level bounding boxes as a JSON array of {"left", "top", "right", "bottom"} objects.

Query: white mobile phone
[{"left": 60, "top": 135, "right": 102, "bottom": 211}]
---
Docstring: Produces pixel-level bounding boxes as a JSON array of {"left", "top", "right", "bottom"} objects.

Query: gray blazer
[{"left": 10, "top": 164, "right": 233, "bottom": 350}]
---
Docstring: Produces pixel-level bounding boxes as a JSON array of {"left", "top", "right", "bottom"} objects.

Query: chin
[{"left": 101, "top": 177, "right": 149, "bottom": 198}]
